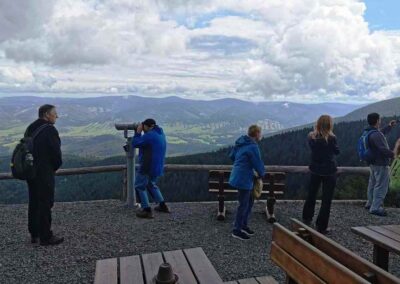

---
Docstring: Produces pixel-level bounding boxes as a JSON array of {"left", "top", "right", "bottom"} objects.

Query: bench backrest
[
  {"left": 271, "top": 223, "right": 370, "bottom": 284},
  {"left": 208, "top": 170, "right": 285, "bottom": 194},
  {"left": 290, "top": 218, "right": 400, "bottom": 284}
]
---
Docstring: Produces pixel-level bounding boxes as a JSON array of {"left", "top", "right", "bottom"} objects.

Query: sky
[{"left": 0, "top": 0, "right": 400, "bottom": 103}]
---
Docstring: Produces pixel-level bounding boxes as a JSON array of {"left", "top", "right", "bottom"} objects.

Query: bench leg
[
  {"left": 266, "top": 197, "right": 276, "bottom": 223},
  {"left": 285, "top": 275, "right": 297, "bottom": 284},
  {"left": 373, "top": 245, "right": 389, "bottom": 271},
  {"left": 217, "top": 194, "right": 226, "bottom": 221}
]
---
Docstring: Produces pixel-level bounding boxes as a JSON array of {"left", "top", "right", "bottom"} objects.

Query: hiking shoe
[
  {"left": 370, "top": 209, "right": 387, "bottom": 217},
  {"left": 317, "top": 228, "right": 331, "bottom": 235},
  {"left": 365, "top": 204, "right": 371, "bottom": 210},
  {"left": 241, "top": 227, "right": 255, "bottom": 236},
  {"left": 136, "top": 208, "right": 154, "bottom": 219},
  {"left": 232, "top": 231, "right": 250, "bottom": 241},
  {"left": 154, "top": 203, "right": 170, "bottom": 213},
  {"left": 40, "top": 235, "right": 64, "bottom": 246}
]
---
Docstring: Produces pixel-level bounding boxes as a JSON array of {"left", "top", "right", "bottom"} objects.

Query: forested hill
[{"left": 168, "top": 116, "right": 400, "bottom": 167}]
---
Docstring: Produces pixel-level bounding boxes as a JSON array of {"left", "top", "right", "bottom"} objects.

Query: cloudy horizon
[{"left": 1, "top": 0, "right": 400, "bottom": 103}]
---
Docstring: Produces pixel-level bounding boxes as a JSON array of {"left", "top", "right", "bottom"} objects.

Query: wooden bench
[
  {"left": 94, "top": 247, "right": 224, "bottom": 284},
  {"left": 270, "top": 219, "right": 400, "bottom": 284},
  {"left": 208, "top": 170, "right": 286, "bottom": 222},
  {"left": 224, "top": 276, "right": 278, "bottom": 284}
]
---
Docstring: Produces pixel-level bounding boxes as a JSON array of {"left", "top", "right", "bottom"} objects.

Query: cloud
[{"left": 0, "top": 0, "right": 400, "bottom": 103}]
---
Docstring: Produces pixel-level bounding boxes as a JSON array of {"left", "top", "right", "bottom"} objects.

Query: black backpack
[{"left": 11, "top": 124, "right": 50, "bottom": 180}]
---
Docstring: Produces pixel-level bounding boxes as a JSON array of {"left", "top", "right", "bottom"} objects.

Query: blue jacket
[
  {"left": 228, "top": 135, "right": 265, "bottom": 190},
  {"left": 132, "top": 126, "right": 166, "bottom": 177}
]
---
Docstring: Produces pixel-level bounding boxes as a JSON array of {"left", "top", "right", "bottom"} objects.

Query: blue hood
[{"left": 234, "top": 135, "right": 255, "bottom": 147}]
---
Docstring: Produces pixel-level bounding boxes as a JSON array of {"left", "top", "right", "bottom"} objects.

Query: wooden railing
[{"left": 0, "top": 165, "right": 370, "bottom": 181}]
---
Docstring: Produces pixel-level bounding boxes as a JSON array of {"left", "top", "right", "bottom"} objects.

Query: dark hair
[
  {"left": 142, "top": 118, "right": 156, "bottom": 127},
  {"left": 38, "top": 104, "right": 56, "bottom": 118},
  {"left": 367, "top": 113, "right": 380, "bottom": 126}
]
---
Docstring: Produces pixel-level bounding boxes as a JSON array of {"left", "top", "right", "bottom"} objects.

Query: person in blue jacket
[
  {"left": 132, "top": 118, "right": 169, "bottom": 218},
  {"left": 229, "top": 125, "right": 265, "bottom": 240}
]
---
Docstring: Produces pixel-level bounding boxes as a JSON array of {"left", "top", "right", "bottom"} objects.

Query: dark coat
[
  {"left": 366, "top": 125, "right": 394, "bottom": 166},
  {"left": 308, "top": 134, "right": 340, "bottom": 176},
  {"left": 24, "top": 119, "right": 62, "bottom": 178}
]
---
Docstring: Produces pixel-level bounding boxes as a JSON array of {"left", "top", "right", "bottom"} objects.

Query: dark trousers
[
  {"left": 27, "top": 175, "right": 55, "bottom": 241},
  {"left": 302, "top": 173, "right": 336, "bottom": 231},
  {"left": 233, "top": 190, "right": 254, "bottom": 233}
]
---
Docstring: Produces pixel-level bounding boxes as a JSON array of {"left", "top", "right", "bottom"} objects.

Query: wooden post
[
  {"left": 266, "top": 174, "right": 276, "bottom": 223},
  {"left": 217, "top": 171, "right": 226, "bottom": 221},
  {"left": 373, "top": 245, "right": 389, "bottom": 271}
]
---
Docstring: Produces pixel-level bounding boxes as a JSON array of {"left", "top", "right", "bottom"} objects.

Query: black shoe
[
  {"left": 136, "top": 208, "right": 154, "bottom": 218},
  {"left": 370, "top": 209, "right": 387, "bottom": 217},
  {"left": 302, "top": 219, "right": 312, "bottom": 226},
  {"left": 317, "top": 228, "right": 331, "bottom": 235},
  {"left": 154, "top": 203, "right": 170, "bottom": 213},
  {"left": 365, "top": 204, "right": 371, "bottom": 210},
  {"left": 31, "top": 237, "right": 39, "bottom": 244},
  {"left": 232, "top": 231, "right": 250, "bottom": 240},
  {"left": 40, "top": 235, "right": 64, "bottom": 246},
  {"left": 241, "top": 227, "right": 255, "bottom": 236}
]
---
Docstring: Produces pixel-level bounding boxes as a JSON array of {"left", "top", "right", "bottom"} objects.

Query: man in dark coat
[{"left": 25, "top": 104, "right": 64, "bottom": 245}]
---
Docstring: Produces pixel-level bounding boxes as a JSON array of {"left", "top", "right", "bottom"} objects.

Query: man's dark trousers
[
  {"left": 27, "top": 173, "right": 55, "bottom": 241},
  {"left": 302, "top": 173, "right": 336, "bottom": 231}
]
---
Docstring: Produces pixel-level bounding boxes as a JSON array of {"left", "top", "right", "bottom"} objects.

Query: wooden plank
[
  {"left": 224, "top": 281, "right": 238, "bottom": 284},
  {"left": 368, "top": 226, "right": 400, "bottom": 243},
  {"left": 270, "top": 242, "right": 325, "bottom": 284},
  {"left": 94, "top": 258, "right": 118, "bottom": 284},
  {"left": 291, "top": 219, "right": 400, "bottom": 284},
  {"left": 163, "top": 250, "right": 197, "bottom": 284},
  {"left": 120, "top": 255, "right": 144, "bottom": 284},
  {"left": 142, "top": 252, "right": 164, "bottom": 284},
  {"left": 209, "top": 189, "right": 284, "bottom": 195},
  {"left": 352, "top": 227, "right": 400, "bottom": 254},
  {"left": 384, "top": 225, "right": 400, "bottom": 236},
  {"left": 273, "top": 224, "right": 368, "bottom": 283},
  {"left": 209, "top": 171, "right": 286, "bottom": 182},
  {"left": 238, "top": 278, "right": 259, "bottom": 284},
  {"left": 256, "top": 276, "right": 278, "bottom": 284},
  {"left": 184, "top": 248, "right": 223, "bottom": 284},
  {"left": 208, "top": 182, "right": 285, "bottom": 190}
]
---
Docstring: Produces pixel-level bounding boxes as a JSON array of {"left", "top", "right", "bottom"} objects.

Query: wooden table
[
  {"left": 352, "top": 225, "right": 400, "bottom": 271},
  {"left": 94, "top": 247, "right": 224, "bottom": 284}
]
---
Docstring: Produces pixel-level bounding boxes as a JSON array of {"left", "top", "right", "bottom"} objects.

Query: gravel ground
[{"left": 0, "top": 200, "right": 399, "bottom": 284}]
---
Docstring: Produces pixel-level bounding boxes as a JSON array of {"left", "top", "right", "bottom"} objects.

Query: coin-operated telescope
[{"left": 115, "top": 123, "right": 141, "bottom": 208}]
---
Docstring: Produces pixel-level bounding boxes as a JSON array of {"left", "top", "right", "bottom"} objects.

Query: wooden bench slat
[
  {"left": 184, "top": 248, "right": 223, "bottom": 284},
  {"left": 270, "top": 242, "right": 325, "bottom": 284},
  {"left": 368, "top": 226, "right": 400, "bottom": 243},
  {"left": 94, "top": 258, "right": 118, "bottom": 284},
  {"left": 291, "top": 219, "right": 400, "bottom": 284},
  {"left": 209, "top": 171, "right": 286, "bottom": 181},
  {"left": 208, "top": 181, "right": 285, "bottom": 190},
  {"left": 255, "top": 276, "right": 278, "bottom": 284},
  {"left": 142, "top": 252, "right": 164, "bottom": 284},
  {"left": 224, "top": 281, "right": 238, "bottom": 284},
  {"left": 120, "top": 255, "right": 144, "bottom": 284},
  {"left": 273, "top": 224, "right": 369, "bottom": 283},
  {"left": 384, "top": 225, "right": 400, "bottom": 235},
  {"left": 209, "top": 189, "right": 284, "bottom": 195},
  {"left": 238, "top": 278, "right": 259, "bottom": 284},
  {"left": 352, "top": 227, "right": 400, "bottom": 254},
  {"left": 163, "top": 250, "right": 197, "bottom": 284}
]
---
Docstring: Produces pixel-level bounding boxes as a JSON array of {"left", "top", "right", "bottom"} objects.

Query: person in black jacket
[
  {"left": 302, "top": 115, "right": 339, "bottom": 234},
  {"left": 25, "top": 104, "right": 64, "bottom": 246}
]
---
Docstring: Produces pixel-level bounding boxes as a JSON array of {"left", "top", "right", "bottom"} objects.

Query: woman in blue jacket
[{"left": 229, "top": 125, "right": 265, "bottom": 240}]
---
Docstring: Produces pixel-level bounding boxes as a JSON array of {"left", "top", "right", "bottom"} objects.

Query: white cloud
[{"left": 0, "top": 0, "right": 400, "bottom": 103}]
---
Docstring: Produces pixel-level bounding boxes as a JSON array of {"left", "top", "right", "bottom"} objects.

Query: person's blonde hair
[
  {"left": 394, "top": 138, "right": 400, "bottom": 158},
  {"left": 310, "top": 115, "right": 334, "bottom": 141},
  {"left": 248, "top": 124, "right": 261, "bottom": 138}
]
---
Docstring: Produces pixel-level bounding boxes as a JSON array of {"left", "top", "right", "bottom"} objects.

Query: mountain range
[{"left": 0, "top": 95, "right": 361, "bottom": 157}]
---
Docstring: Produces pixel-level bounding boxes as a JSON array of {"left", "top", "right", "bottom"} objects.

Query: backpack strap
[
  {"left": 30, "top": 123, "right": 51, "bottom": 140},
  {"left": 363, "top": 129, "right": 378, "bottom": 150}
]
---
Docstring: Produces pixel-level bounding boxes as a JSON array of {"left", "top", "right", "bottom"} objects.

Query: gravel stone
[{"left": 0, "top": 200, "right": 399, "bottom": 283}]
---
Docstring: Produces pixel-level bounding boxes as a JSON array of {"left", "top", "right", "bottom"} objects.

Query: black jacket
[
  {"left": 24, "top": 119, "right": 62, "bottom": 176},
  {"left": 308, "top": 134, "right": 340, "bottom": 176},
  {"left": 366, "top": 125, "right": 394, "bottom": 166}
]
